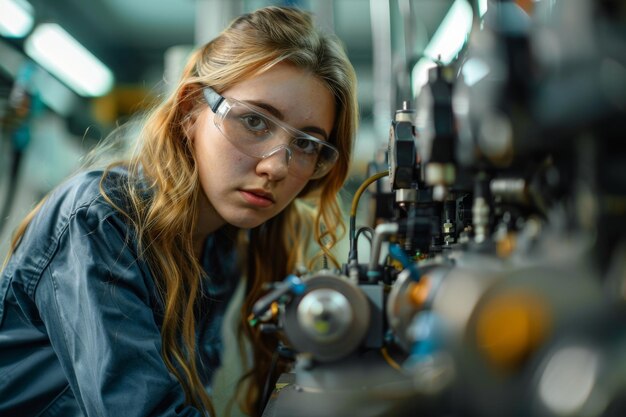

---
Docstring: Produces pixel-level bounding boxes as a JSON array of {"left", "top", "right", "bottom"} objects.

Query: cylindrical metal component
[
  {"left": 473, "top": 196, "right": 490, "bottom": 243},
  {"left": 490, "top": 178, "right": 529, "bottom": 204},
  {"left": 282, "top": 273, "right": 371, "bottom": 362},
  {"left": 297, "top": 289, "right": 353, "bottom": 343},
  {"left": 368, "top": 222, "right": 400, "bottom": 276},
  {"left": 425, "top": 163, "right": 456, "bottom": 186},
  {"left": 395, "top": 188, "right": 418, "bottom": 204}
]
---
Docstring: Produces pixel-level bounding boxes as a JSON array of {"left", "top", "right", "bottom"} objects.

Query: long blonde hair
[{"left": 6, "top": 6, "right": 357, "bottom": 416}]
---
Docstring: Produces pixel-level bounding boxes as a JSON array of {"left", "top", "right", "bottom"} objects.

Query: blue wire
[{"left": 388, "top": 244, "right": 421, "bottom": 281}]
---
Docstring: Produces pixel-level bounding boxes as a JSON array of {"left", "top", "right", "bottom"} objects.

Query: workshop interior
[{"left": 1, "top": 0, "right": 626, "bottom": 416}]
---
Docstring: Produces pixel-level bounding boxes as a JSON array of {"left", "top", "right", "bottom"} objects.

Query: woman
[{"left": 0, "top": 6, "right": 358, "bottom": 417}]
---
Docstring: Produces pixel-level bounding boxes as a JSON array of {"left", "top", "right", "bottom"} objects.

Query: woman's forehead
[{"left": 223, "top": 63, "right": 335, "bottom": 132}]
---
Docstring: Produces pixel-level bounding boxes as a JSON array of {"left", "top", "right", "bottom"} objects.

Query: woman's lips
[{"left": 239, "top": 189, "right": 274, "bottom": 208}]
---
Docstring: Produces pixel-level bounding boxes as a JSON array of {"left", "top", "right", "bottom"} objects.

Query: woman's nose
[{"left": 255, "top": 146, "right": 292, "bottom": 180}]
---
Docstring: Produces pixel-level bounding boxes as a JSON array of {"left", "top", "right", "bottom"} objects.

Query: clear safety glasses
[{"left": 203, "top": 87, "right": 339, "bottom": 180}]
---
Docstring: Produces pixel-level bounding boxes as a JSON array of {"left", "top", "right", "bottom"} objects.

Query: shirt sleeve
[{"left": 34, "top": 201, "right": 206, "bottom": 417}]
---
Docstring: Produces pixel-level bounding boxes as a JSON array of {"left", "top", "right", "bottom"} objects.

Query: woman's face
[{"left": 192, "top": 63, "right": 336, "bottom": 232}]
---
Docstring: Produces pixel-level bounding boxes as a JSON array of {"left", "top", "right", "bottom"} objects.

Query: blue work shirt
[{"left": 0, "top": 169, "right": 241, "bottom": 416}]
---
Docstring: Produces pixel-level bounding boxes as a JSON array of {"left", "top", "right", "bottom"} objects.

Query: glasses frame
[{"left": 203, "top": 87, "right": 339, "bottom": 180}]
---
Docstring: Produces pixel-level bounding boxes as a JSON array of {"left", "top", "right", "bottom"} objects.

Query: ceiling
[
  {"left": 28, "top": 0, "right": 198, "bottom": 84},
  {"left": 29, "top": 1, "right": 451, "bottom": 84},
  {"left": 1, "top": 0, "right": 456, "bottom": 127}
]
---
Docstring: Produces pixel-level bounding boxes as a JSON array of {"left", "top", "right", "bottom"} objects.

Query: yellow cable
[
  {"left": 351, "top": 170, "right": 389, "bottom": 217},
  {"left": 380, "top": 346, "right": 403, "bottom": 372}
]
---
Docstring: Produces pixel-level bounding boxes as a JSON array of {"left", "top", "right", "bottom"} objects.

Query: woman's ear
[
  {"left": 177, "top": 83, "right": 202, "bottom": 140},
  {"left": 177, "top": 83, "right": 199, "bottom": 114}
]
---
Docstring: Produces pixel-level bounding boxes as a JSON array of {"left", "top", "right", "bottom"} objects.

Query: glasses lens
[{"left": 215, "top": 100, "right": 338, "bottom": 179}]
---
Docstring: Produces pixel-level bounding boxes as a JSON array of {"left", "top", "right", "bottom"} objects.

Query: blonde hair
[{"left": 6, "top": 6, "right": 357, "bottom": 416}]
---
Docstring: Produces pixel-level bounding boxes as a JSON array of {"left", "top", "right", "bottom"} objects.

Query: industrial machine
[{"left": 252, "top": 1, "right": 626, "bottom": 416}]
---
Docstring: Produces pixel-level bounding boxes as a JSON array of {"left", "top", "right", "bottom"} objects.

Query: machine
[{"left": 251, "top": 1, "right": 626, "bottom": 416}]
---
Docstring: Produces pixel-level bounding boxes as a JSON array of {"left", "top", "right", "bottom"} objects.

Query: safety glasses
[{"left": 203, "top": 87, "right": 339, "bottom": 180}]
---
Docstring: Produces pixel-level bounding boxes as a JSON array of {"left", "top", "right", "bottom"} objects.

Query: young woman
[{"left": 0, "top": 6, "right": 358, "bottom": 417}]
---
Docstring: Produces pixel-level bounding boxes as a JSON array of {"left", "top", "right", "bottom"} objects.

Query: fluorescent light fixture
[
  {"left": 423, "top": 0, "right": 473, "bottom": 64},
  {"left": 478, "top": 0, "right": 488, "bottom": 18},
  {"left": 411, "top": 58, "right": 437, "bottom": 97},
  {"left": 412, "top": 0, "right": 473, "bottom": 96},
  {"left": 0, "top": 0, "right": 34, "bottom": 38},
  {"left": 24, "top": 23, "right": 114, "bottom": 97}
]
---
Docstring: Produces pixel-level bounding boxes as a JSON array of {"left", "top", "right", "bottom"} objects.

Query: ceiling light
[
  {"left": 24, "top": 23, "right": 114, "bottom": 97},
  {"left": 412, "top": 0, "right": 474, "bottom": 96},
  {"left": 423, "top": 0, "right": 473, "bottom": 65},
  {"left": 411, "top": 58, "right": 437, "bottom": 97},
  {"left": 0, "top": 0, "right": 34, "bottom": 38},
  {"left": 478, "top": 0, "right": 488, "bottom": 18}
]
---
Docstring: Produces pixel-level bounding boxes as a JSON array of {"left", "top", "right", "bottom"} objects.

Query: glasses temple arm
[{"left": 203, "top": 87, "right": 225, "bottom": 113}]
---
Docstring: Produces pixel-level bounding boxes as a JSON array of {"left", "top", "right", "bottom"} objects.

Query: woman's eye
[
  {"left": 293, "top": 137, "right": 320, "bottom": 154},
  {"left": 240, "top": 114, "right": 269, "bottom": 132}
]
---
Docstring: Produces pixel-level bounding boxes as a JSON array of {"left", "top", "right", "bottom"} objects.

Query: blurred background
[{"left": 0, "top": 0, "right": 461, "bottom": 256}]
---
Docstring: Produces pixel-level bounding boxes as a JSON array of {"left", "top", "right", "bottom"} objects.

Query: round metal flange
[{"left": 282, "top": 273, "right": 371, "bottom": 362}]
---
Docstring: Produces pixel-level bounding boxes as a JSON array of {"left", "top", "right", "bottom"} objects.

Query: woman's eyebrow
[
  {"left": 301, "top": 126, "right": 329, "bottom": 140},
  {"left": 247, "top": 100, "right": 284, "bottom": 119},
  {"left": 246, "top": 100, "right": 329, "bottom": 140}
]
